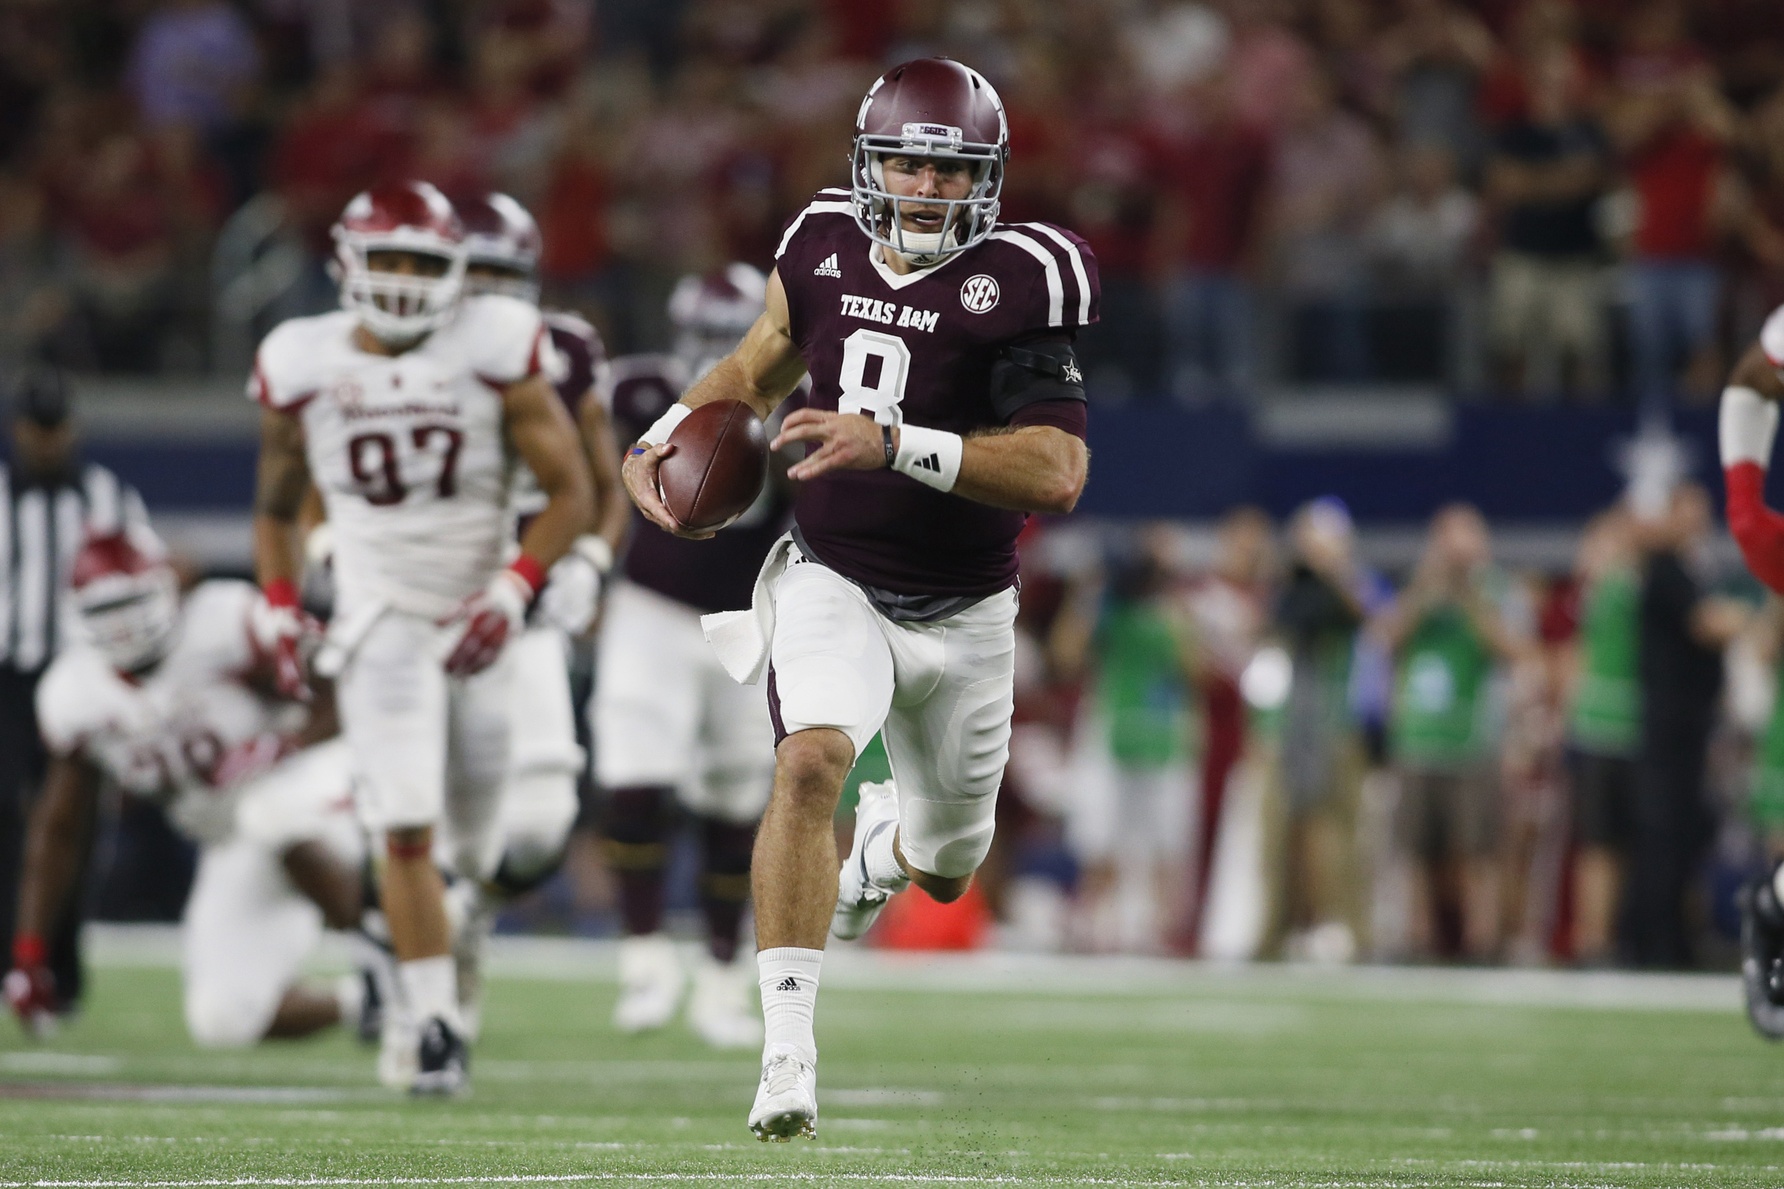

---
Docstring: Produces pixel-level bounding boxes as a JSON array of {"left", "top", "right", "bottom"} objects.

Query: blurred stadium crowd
[
  {"left": 3, "top": 0, "right": 1784, "bottom": 400},
  {"left": 4, "top": 0, "right": 1784, "bottom": 978}
]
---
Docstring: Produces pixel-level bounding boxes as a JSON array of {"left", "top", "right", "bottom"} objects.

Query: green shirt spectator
[{"left": 1569, "top": 568, "right": 1641, "bottom": 758}]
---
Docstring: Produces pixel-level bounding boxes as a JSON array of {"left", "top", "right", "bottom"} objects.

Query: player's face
[
  {"left": 879, "top": 155, "right": 976, "bottom": 234},
  {"left": 365, "top": 249, "right": 451, "bottom": 278},
  {"left": 466, "top": 262, "right": 526, "bottom": 286}
]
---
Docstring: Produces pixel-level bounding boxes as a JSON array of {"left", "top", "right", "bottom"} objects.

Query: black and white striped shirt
[{"left": 0, "top": 462, "right": 157, "bottom": 674}]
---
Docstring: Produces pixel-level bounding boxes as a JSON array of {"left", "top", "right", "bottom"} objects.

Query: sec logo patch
[{"left": 960, "top": 274, "right": 1000, "bottom": 314}]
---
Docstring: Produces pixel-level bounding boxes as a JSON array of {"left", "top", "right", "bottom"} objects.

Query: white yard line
[
  {"left": 80, "top": 925, "right": 1740, "bottom": 1014},
  {"left": 2, "top": 1176, "right": 1191, "bottom": 1188}
]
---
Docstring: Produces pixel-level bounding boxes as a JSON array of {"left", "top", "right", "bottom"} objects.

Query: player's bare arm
[
  {"left": 774, "top": 415, "right": 1088, "bottom": 516},
  {"left": 578, "top": 394, "right": 630, "bottom": 555},
  {"left": 505, "top": 372, "right": 596, "bottom": 568},
  {"left": 623, "top": 270, "right": 807, "bottom": 537},
  {"left": 252, "top": 408, "right": 311, "bottom": 588},
  {"left": 11, "top": 753, "right": 103, "bottom": 970}
]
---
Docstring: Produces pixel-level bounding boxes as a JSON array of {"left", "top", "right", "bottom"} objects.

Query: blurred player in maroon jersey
[
  {"left": 594, "top": 264, "right": 798, "bottom": 1050},
  {"left": 621, "top": 57, "right": 1098, "bottom": 1140}
]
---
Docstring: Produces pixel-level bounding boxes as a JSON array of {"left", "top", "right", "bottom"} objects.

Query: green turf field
[{"left": 3, "top": 938, "right": 1784, "bottom": 1187}]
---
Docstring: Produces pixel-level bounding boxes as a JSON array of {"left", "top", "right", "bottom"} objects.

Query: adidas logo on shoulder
[{"left": 813, "top": 253, "right": 842, "bottom": 279}]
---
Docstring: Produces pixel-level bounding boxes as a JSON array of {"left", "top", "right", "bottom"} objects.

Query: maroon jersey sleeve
[
  {"left": 544, "top": 310, "right": 605, "bottom": 417},
  {"left": 771, "top": 191, "right": 1099, "bottom": 597}
]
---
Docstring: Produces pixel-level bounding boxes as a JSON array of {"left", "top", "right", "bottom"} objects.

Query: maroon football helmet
[
  {"left": 851, "top": 57, "right": 1009, "bottom": 264},
  {"left": 71, "top": 532, "right": 178, "bottom": 674},
  {"left": 457, "top": 192, "right": 543, "bottom": 303},
  {"left": 331, "top": 181, "right": 467, "bottom": 343}
]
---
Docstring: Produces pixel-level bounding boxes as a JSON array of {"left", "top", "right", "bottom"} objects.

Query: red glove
[
  {"left": 250, "top": 579, "right": 316, "bottom": 701},
  {"left": 4, "top": 933, "right": 59, "bottom": 1038},
  {"left": 442, "top": 557, "right": 543, "bottom": 677}
]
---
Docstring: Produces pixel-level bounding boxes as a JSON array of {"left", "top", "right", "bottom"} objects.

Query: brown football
[{"left": 656, "top": 400, "right": 769, "bottom": 533}]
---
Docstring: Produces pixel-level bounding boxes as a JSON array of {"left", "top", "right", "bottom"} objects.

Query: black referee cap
[{"left": 4, "top": 367, "right": 71, "bottom": 428}]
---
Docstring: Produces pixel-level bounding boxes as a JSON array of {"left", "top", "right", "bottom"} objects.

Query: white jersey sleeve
[
  {"left": 1762, "top": 305, "right": 1784, "bottom": 375},
  {"left": 35, "top": 650, "right": 118, "bottom": 757},
  {"left": 175, "top": 580, "right": 260, "bottom": 677},
  {"left": 250, "top": 313, "right": 355, "bottom": 411},
  {"left": 460, "top": 294, "right": 551, "bottom": 387}
]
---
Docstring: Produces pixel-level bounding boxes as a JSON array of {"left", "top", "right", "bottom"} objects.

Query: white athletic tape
[
  {"left": 1721, "top": 385, "right": 1779, "bottom": 468},
  {"left": 639, "top": 403, "right": 690, "bottom": 448}
]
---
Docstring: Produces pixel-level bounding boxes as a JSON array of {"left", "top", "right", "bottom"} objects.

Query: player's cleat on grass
[
  {"left": 614, "top": 934, "right": 684, "bottom": 1033},
  {"left": 832, "top": 780, "right": 906, "bottom": 941},
  {"left": 687, "top": 953, "right": 763, "bottom": 1050},
  {"left": 410, "top": 1015, "right": 469, "bottom": 1096},
  {"left": 1742, "top": 872, "right": 1784, "bottom": 1039},
  {"left": 352, "top": 966, "right": 383, "bottom": 1047},
  {"left": 749, "top": 1047, "right": 817, "bottom": 1141}
]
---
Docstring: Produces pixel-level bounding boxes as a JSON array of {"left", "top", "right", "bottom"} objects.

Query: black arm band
[
  {"left": 882, "top": 422, "right": 896, "bottom": 467},
  {"left": 990, "top": 339, "right": 1087, "bottom": 421}
]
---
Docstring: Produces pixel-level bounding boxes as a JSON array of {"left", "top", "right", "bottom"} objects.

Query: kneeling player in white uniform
[
  {"left": 4, "top": 534, "right": 369, "bottom": 1048},
  {"left": 248, "top": 182, "right": 594, "bottom": 1093},
  {"left": 595, "top": 265, "right": 795, "bottom": 1048}
]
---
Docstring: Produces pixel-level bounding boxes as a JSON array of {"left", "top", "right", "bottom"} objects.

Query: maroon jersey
[
  {"left": 602, "top": 353, "right": 796, "bottom": 614},
  {"left": 545, "top": 309, "right": 604, "bottom": 416},
  {"left": 775, "top": 188, "right": 1098, "bottom": 597}
]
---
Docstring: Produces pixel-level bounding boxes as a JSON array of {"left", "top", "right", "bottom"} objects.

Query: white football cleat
[
  {"left": 749, "top": 1047, "right": 817, "bottom": 1141},
  {"left": 832, "top": 780, "right": 905, "bottom": 941},
  {"left": 613, "top": 934, "right": 684, "bottom": 1033},
  {"left": 687, "top": 953, "right": 764, "bottom": 1050}
]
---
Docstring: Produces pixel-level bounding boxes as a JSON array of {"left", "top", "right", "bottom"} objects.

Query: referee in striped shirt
[{"left": 0, "top": 368, "right": 157, "bottom": 1018}]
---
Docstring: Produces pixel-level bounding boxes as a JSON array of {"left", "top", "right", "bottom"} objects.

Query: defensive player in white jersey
[
  {"left": 595, "top": 265, "right": 792, "bottom": 1049},
  {"left": 248, "top": 181, "right": 594, "bottom": 1093},
  {"left": 4, "top": 533, "right": 369, "bottom": 1048}
]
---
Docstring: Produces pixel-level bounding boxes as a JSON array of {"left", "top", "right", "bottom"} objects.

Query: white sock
[
  {"left": 756, "top": 946, "right": 822, "bottom": 1063},
  {"left": 863, "top": 824, "right": 911, "bottom": 891},
  {"left": 399, "top": 955, "right": 461, "bottom": 1030},
  {"left": 334, "top": 973, "right": 366, "bottom": 1027}
]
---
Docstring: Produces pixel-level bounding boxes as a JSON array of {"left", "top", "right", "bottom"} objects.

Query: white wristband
[
  {"left": 572, "top": 534, "right": 614, "bottom": 573},
  {"left": 1721, "top": 385, "right": 1779, "bottom": 468},
  {"left": 892, "top": 424, "right": 964, "bottom": 492},
  {"left": 640, "top": 403, "right": 691, "bottom": 448}
]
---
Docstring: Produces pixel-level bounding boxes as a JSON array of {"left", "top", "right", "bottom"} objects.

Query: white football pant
[
  {"left": 336, "top": 609, "right": 512, "bottom": 881},
  {"left": 594, "top": 581, "right": 774, "bottom": 824},
  {"left": 495, "top": 624, "right": 584, "bottom": 884},
  {"left": 182, "top": 740, "right": 361, "bottom": 1047},
  {"left": 768, "top": 560, "right": 1016, "bottom": 879}
]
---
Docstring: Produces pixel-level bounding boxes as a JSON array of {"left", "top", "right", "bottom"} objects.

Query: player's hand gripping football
[
  {"left": 4, "top": 935, "right": 60, "bottom": 1039},
  {"left": 250, "top": 580, "right": 320, "bottom": 702},
  {"left": 442, "top": 560, "right": 541, "bottom": 676},
  {"left": 774, "top": 409, "right": 887, "bottom": 483},
  {"left": 622, "top": 443, "right": 716, "bottom": 540}
]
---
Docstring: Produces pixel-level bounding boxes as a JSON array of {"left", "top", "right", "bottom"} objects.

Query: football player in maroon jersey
[{"left": 621, "top": 58, "right": 1098, "bottom": 1140}]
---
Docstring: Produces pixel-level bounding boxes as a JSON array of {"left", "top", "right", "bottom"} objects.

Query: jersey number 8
[
  {"left": 837, "top": 329, "right": 911, "bottom": 427},
  {"left": 347, "top": 426, "right": 464, "bottom": 506}
]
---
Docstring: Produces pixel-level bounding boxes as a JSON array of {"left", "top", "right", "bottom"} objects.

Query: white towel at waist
[{"left": 700, "top": 533, "right": 798, "bottom": 686}]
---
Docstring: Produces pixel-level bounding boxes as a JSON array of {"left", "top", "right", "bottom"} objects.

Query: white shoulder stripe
[
  {"left": 776, "top": 199, "right": 856, "bottom": 260},
  {"left": 990, "top": 228, "right": 1063, "bottom": 326},
  {"left": 1020, "top": 223, "right": 1092, "bottom": 326},
  {"left": 82, "top": 464, "right": 121, "bottom": 534}
]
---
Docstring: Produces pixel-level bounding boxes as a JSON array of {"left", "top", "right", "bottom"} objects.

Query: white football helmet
[
  {"left": 332, "top": 181, "right": 468, "bottom": 344},
  {"left": 458, "top": 192, "right": 543, "bottom": 304},
  {"left": 668, "top": 263, "right": 767, "bottom": 373},
  {"left": 71, "top": 532, "right": 179, "bottom": 674}
]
